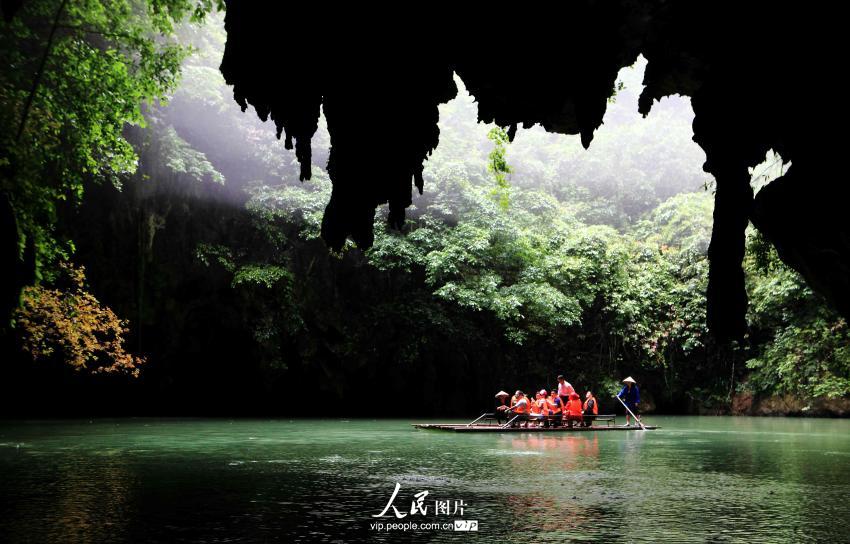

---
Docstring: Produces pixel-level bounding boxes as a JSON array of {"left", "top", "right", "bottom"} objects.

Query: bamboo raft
[{"left": 413, "top": 413, "right": 658, "bottom": 432}]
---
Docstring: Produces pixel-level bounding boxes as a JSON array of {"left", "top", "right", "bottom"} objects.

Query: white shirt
[{"left": 558, "top": 381, "right": 574, "bottom": 396}]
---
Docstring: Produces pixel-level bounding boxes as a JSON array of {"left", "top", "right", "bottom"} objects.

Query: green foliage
[
  {"left": 0, "top": 0, "right": 220, "bottom": 280},
  {"left": 231, "top": 264, "right": 292, "bottom": 289},
  {"left": 607, "top": 79, "right": 626, "bottom": 104},
  {"left": 633, "top": 192, "right": 713, "bottom": 255},
  {"left": 240, "top": 140, "right": 713, "bottom": 374},
  {"left": 195, "top": 242, "right": 234, "bottom": 269},
  {"left": 245, "top": 170, "right": 333, "bottom": 241},
  {"left": 159, "top": 125, "right": 224, "bottom": 184},
  {"left": 742, "top": 236, "right": 850, "bottom": 399},
  {"left": 197, "top": 243, "right": 292, "bottom": 289},
  {"left": 486, "top": 127, "right": 512, "bottom": 210}
]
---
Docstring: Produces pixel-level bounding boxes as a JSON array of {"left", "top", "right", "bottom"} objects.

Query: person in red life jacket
[
  {"left": 548, "top": 389, "right": 562, "bottom": 409},
  {"left": 538, "top": 389, "right": 553, "bottom": 412},
  {"left": 556, "top": 375, "right": 575, "bottom": 408},
  {"left": 547, "top": 389, "right": 563, "bottom": 426},
  {"left": 507, "top": 390, "right": 529, "bottom": 427},
  {"left": 528, "top": 391, "right": 544, "bottom": 427},
  {"left": 582, "top": 391, "right": 598, "bottom": 427},
  {"left": 563, "top": 392, "right": 584, "bottom": 428},
  {"left": 495, "top": 390, "right": 510, "bottom": 424},
  {"left": 537, "top": 389, "right": 555, "bottom": 427}
]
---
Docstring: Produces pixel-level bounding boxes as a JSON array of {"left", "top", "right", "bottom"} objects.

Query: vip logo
[{"left": 454, "top": 520, "right": 479, "bottom": 531}]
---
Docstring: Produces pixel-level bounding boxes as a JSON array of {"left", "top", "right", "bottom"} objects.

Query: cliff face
[
  {"left": 731, "top": 393, "right": 850, "bottom": 418},
  {"left": 219, "top": 2, "right": 848, "bottom": 340}
]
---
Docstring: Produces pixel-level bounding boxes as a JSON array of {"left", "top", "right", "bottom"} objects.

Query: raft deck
[{"left": 413, "top": 423, "right": 658, "bottom": 432}]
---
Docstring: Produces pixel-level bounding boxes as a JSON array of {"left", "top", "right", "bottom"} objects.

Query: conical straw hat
[
  {"left": 622, "top": 376, "right": 637, "bottom": 384},
  {"left": 495, "top": 390, "right": 510, "bottom": 398}
]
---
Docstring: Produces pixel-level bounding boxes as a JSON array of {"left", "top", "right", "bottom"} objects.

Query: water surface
[{"left": 1, "top": 417, "right": 849, "bottom": 542}]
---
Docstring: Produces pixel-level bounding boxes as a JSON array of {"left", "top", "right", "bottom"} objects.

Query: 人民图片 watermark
[{"left": 368, "top": 482, "right": 478, "bottom": 533}]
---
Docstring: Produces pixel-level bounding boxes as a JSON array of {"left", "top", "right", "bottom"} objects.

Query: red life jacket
[
  {"left": 537, "top": 398, "right": 549, "bottom": 415},
  {"left": 566, "top": 398, "right": 583, "bottom": 416},
  {"left": 514, "top": 397, "right": 528, "bottom": 414}
]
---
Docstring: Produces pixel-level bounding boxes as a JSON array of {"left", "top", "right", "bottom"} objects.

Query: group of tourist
[{"left": 494, "top": 375, "right": 641, "bottom": 428}]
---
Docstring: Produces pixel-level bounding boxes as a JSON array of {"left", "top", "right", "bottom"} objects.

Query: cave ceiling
[{"left": 221, "top": 2, "right": 847, "bottom": 340}]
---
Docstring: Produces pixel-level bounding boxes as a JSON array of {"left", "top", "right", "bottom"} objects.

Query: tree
[
  {"left": 743, "top": 233, "right": 850, "bottom": 400},
  {"left": 0, "top": 0, "right": 221, "bottom": 292},
  {"left": 15, "top": 262, "right": 144, "bottom": 375},
  {"left": 487, "top": 126, "right": 512, "bottom": 210}
]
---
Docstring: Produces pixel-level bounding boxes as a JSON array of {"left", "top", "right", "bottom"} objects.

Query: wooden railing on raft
[
  {"left": 500, "top": 413, "right": 617, "bottom": 428},
  {"left": 465, "top": 412, "right": 618, "bottom": 428}
]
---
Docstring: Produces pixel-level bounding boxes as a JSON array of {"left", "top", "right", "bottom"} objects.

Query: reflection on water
[
  {"left": 1, "top": 417, "right": 850, "bottom": 543},
  {"left": 502, "top": 435, "right": 601, "bottom": 536},
  {"left": 52, "top": 460, "right": 133, "bottom": 543}
]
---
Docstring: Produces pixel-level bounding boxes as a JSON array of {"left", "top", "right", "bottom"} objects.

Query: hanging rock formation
[{"left": 220, "top": 2, "right": 849, "bottom": 340}]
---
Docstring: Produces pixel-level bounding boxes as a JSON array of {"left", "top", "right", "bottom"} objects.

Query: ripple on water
[
  {"left": 318, "top": 455, "right": 347, "bottom": 463},
  {"left": 484, "top": 449, "right": 542, "bottom": 456},
  {"left": 377, "top": 474, "right": 454, "bottom": 487}
]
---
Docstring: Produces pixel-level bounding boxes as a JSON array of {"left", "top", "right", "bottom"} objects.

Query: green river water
[{"left": 1, "top": 416, "right": 849, "bottom": 543}]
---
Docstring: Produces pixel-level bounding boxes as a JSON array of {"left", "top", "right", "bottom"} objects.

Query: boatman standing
[
  {"left": 617, "top": 377, "right": 640, "bottom": 426},
  {"left": 556, "top": 375, "right": 575, "bottom": 407}
]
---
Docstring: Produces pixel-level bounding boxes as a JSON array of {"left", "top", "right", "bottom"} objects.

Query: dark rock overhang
[{"left": 220, "top": 2, "right": 849, "bottom": 340}]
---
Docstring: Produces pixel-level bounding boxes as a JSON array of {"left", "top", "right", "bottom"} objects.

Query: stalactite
[{"left": 219, "top": 2, "right": 849, "bottom": 338}]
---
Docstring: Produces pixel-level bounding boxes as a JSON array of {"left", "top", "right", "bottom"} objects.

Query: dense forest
[{"left": 2, "top": 4, "right": 848, "bottom": 417}]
